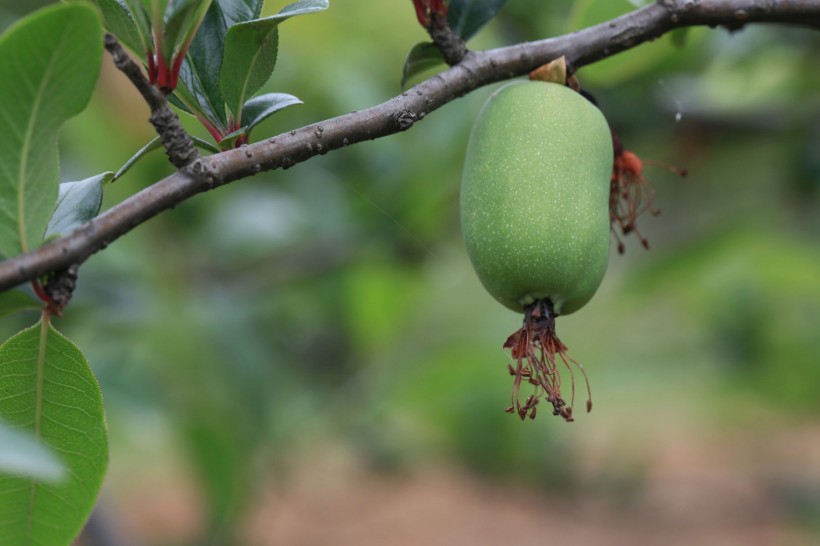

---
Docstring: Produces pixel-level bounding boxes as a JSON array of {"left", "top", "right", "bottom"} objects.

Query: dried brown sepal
[
  {"left": 529, "top": 56, "right": 567, "bottom": 85},
  {"left": 502, "top": 299, "right": 592, "bottom": 423}
]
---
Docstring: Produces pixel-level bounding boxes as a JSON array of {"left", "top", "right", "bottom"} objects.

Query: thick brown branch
[
  {"left": 103, "top": 34, "right": 199, "bottom": 169},
  {"left": 1, "top": 0, "right": 818, "bottom": 292}
]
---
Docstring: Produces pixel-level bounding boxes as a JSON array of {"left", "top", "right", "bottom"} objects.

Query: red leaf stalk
[{"left": 411, "top": 0, "right": 447, "bottom": 29}]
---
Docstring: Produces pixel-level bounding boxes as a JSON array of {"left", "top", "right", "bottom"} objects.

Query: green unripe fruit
[{"left": 460, "top": 80, "right": 613, "bottom": 315}]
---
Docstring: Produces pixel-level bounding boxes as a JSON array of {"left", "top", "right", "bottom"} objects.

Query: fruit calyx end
[{"left": 503, "top": 299, "right": 592, "bottom": 423}]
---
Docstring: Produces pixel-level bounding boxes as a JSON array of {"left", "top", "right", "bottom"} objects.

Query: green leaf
[
  {"left": 163, "top": 0, "right": 211, "bottom": 63},
  {"left": 0, "top": 290, "right": 40, "bottom": 318},
  {"left": 152, "top": 0, "right": 169, "bottom": 16},
  {"left": 191, "top": 135, "right": 224, "bottom": 153},
  {"left": 447, "top": 0, "right": 509, "bottom": 41},
  {"left": 44, "top": 172, "right": 112, "bottom": 240},
  {"left": 670, "top": 27, "right": 690, "bottom": 48},
  {"left": 0, "top": 4, "right": 102, "bottom": 259},
  {"left": 241, "top": 92, "right": 302, "bottom": 135},
  {"left": 166, "top": 89, "right": 194, "bottom": 114},
  {"left": 176, "top": 60, "right": 224, "bottom": 124},
  {"left": 175, "top": 1, "right": 265, "bottom": 127},
  {"left": 115, "top": 137, "right": 164, "bottom": 181},
  {"left": 401, "top": 42, "right": 444, "bottom": 89},
  {"left": 114, "top": 136, "right": 220, "bottom": 181},
  {"left": 0, "top": 319, "right": 108, "bottom": 546},
  {"left": 178, "top": 1, "right": 262, "bottom": 127},
  {"left": 276, "top": 0, "right": 330, "bottom": 18},
  {"left": 0, "top": 419, "right": 65, "bottom": 482},
  {"left": 178, "top": 5, "right": 230, "bottom": 126},
  {"left": 219, "top": 23, "right": 279, "bottom": 122},
  {"left": 219, "top": 0, "right": 328, "bottom": 121},
  {"left": 121, "top": 0, "right": 153, "bottom": 54},
  {"left": 210, "top": 0, "right": 262, "bottom": 24},
  {"left": 71, "top": 0, "right": 144, "bottom": 54},
  {"left": 217, "top": 126, "right": 248, "bottom": 150}
]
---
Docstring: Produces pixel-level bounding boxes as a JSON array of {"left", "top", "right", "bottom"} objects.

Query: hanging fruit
[{"left": 460, "top": 80, "right": 613, "bottom": 422}]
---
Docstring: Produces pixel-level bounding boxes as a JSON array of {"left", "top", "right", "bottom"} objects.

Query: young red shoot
[
  {"left": 146, "top": 48, "right": 157, "bottom": 85},
  {"left": 503, "top": 299, "right": 592, "bottom": 423},
  {"left": 146, "top": 31, "right": 190, "bottom": 94},
  {"left": 197, "top": 114, "right": 224, "bottom": 143},
  {"left": 411, "top": 0, "right": 447, "bottom": 29}
]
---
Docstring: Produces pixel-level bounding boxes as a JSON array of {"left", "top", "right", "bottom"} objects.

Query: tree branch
[
  {"left": 429, "top": 12, "right": 467, "bottom": 65},
  {"left": 103, "top": 34, "right": 199, "bottom": 169},
  {"left": 0, "top": 0, "right": 818, "bottom": 292}
]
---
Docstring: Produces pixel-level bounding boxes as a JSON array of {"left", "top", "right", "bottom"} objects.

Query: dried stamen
[
  {"left": 609, "top": 132, "right": 687, "bottom": 253},
  {"left": 502, "top": 299, "right": 592, "bottom": 423}
]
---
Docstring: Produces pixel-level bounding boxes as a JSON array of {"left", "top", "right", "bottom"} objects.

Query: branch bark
[
  {"left": 429, "top": 12, "right": 468, "bottom": 65},
  {"left": 1, "top": 0, "right": 818, "bottom": 292},
  {"left": 103, "top": 34, "right": 199, "bottom": 169}
]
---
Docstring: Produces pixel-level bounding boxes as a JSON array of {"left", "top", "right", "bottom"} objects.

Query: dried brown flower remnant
[
  {"left": 610, "top": 132, "right": 687, "bottom": 253},
  {"left": 503, "top": 299, "right": 592, "bottom": 423}
]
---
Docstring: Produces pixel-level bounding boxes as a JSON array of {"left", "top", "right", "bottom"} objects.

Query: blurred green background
[{"left": 3, "top": 0, "right": 820, "bottom": 544}]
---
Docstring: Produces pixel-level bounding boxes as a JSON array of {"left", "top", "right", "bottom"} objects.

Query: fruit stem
[{"left": 503, "top": 299, "right": 592, "bottom": 423}]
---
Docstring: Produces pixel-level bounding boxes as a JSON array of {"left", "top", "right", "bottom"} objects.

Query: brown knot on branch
[
  {"left": 43, "top": 264, "right": 79, "bottom": 317},
  {"left": 103, "top": 34, "right": 199, "bottom": 169}
]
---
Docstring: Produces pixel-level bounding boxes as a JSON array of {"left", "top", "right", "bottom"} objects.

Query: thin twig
[
  {"left": 0, "top": 0, "right": 819, "bottom": 292},
  {"left": 429, "top": 12, "right": 467, "bottom": 65},
  {"left": 103, "top": 34, "right": 199, "bottom": 169}
]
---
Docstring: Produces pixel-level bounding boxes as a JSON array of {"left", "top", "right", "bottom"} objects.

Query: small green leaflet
[
  {"left": 120, "top": 0, "right": 153, "bottom": 54},
  {"left": 242, "top": 92, "right": 302, "bottom": 134},
  {"left": 401, "top": 42, "right": 444, "bottom": 89},
  {"left": 175, "top": 0, "right": 324, "bottom": 144},
  {"left": 447, "top": 0, "right": 509, "bottom": 41},
  {"left": 74, "top": 0, "right": 145, "bottom": 54},
  {"left": 44, "top": 172, "right": 112, "bottom": 241},
  {"left": 114, "top": 136, "right": 220, "bottom": 181},
  {"left": 0, "top": 4, "right": 102, "bottom": 258},
  {"left": 0, "top": 319, "right": 109, "bottom": 546}
]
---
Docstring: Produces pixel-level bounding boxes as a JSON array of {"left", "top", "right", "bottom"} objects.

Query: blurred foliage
[{"left": 1, "top": 0, "right": 820, "bottom": 544}]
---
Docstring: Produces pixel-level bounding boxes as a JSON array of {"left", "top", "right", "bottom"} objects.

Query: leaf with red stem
[
  {"left": 159, "top": 0, "right": 212, "bottom": 92},
  {"left": 120, "top": 0, "right": 153, "bottom": 55},
  {"left": 172, "top": 0, "right": 323, "bottom": 144},
  {"left": 219, "top": 0, "right": 327, "bottom": 124}
]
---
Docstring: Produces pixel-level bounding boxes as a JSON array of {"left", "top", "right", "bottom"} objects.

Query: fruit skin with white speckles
[{"left": 460, "top": 81, "right": 613, "bottom": 315}]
